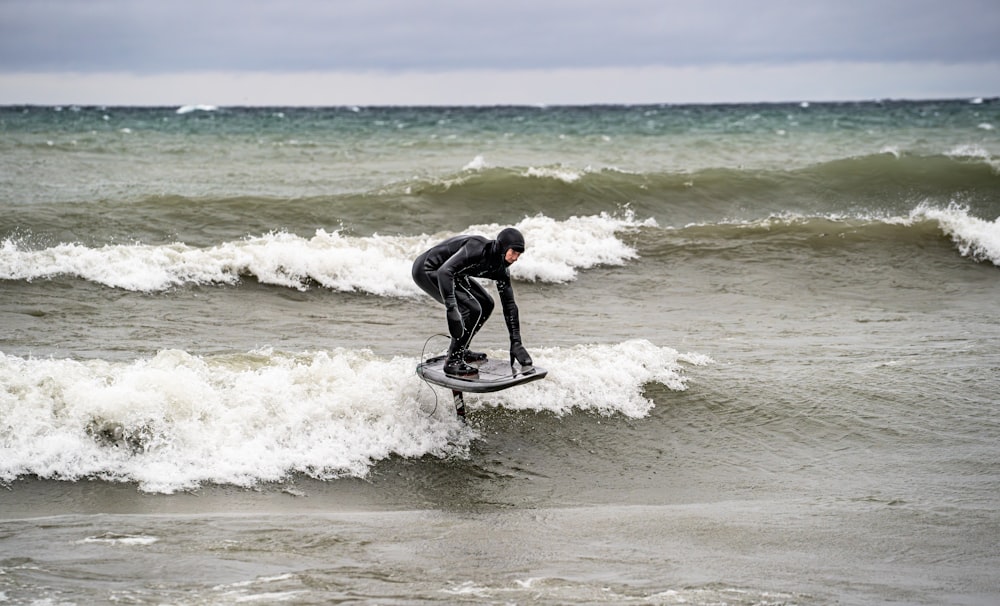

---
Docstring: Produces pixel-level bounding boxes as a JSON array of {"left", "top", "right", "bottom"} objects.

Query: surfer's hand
[
  {"left": 446, "top": 306, "right": 464, "bottom": 339},
  {"left": 511, "top": 342, "right": 532, "bottom": 367}
]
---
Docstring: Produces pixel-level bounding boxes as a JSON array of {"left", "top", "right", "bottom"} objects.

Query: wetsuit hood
[{"left": 496, "top": 228, "right": 525, "bottom": 254}]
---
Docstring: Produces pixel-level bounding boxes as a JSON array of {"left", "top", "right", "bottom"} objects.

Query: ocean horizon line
[{"left": 2, "top": 95, "right": 996, "bottom": 111}]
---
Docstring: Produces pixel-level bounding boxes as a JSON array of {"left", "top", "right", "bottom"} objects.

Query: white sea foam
[
  {"left": 0, "top": 340, "right": 708, "bottom": 493},
  {"left": 463, "top": 155, "right": 488, "bottom": 171},
  {"left": 78, "top": 533, "right": 159, "bottom": 546},
  {"left": 524, "top": 165, "right": 583, "bottom": 183},
  {"left": 912, "top": 203, "right": 1000, "bottom": 266},
  {"left": 471, "top": 210, "right": 656, "bottom": 283},
  {"left": 879, "top": 145, "right": 902, "bottom": 158},
  {"left": 176, "top": 104, "right": 218, "bottom": 114},
  {"left": 0, "top": 348, "right": 463, "bottom": 493},
  {"left": 945, "top": 144, "right": 991, "bottom": 160},
  {"left": 943, "top": 144, "right": 999, "bottom": 172},
  {"left": 478, "top": 340, "right": 713, "bottom": 417},
  {"left": 0, "top": 212, "right": 653, "bottom": 292}
]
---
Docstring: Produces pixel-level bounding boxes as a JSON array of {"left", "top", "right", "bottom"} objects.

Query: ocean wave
[
  {"left": 3, "top": 203, "right": 996, "bottom": 294},
  {"left": 655, "top": 204, "right": 1000, "bottom": 268},
  {"left": 407, "top": 151, "right": 1000, "bottom": 192},
  {"left": 4, "top": 151, "right": 996, "bottom": 249},
  {"left": 0, "top": 340, "right": 710, "bottom": 493},
  {"left": 912, "top": 203, "right": 1000, "bottom": 266},
  {"left": 389, "top": 152, "right": 1000, "bottom": 224},
  {"left": 0, "top": 211, "right": 654, "bottom": 292}
]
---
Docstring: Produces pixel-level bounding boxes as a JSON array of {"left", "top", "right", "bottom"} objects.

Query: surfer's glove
[
  {"left": 446, "top": 305, "right": 464, "bottom": 340},
  {"left": 510, "top": 341, "right": 532, "bottom": 367}
]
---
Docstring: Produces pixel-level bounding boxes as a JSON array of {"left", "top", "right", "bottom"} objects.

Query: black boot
[
  {"left": 463, "top": 350, "right": 487, "bottom": 363},
  {"left": 444, "top": 357, "right": 478, "bottom": 378},
  {"left": 444, "top": 347, "right": 478, "bottom": 378}
]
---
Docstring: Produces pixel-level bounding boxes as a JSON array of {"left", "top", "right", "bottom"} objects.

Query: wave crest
[
  {"left": 0, "top": 340, "right": 710, "bottom": 493},
  {"left": 912, "top": 203, "right": 1000, "bottom": 265},
  {"left": 0, "top": 211, "right": 653, "bottom": 292},
  {"left": 658, "top": 204, "right": 1000, "bottom": 268}
]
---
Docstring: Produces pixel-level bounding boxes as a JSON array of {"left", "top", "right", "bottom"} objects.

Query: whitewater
[
  {"left": 0, "top": 341, "right": 711, "bottom": 493},
  {"left": 2, "top": 205, "right": 998, "bottom": 295}
]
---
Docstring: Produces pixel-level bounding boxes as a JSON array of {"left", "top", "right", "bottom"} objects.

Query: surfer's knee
[
  {"left": 478, "top": 299, "right": 494, "bottom": 323},
  {"left": 462, "top": 297, "right": 483, "bottom": 321},
  {"left": 410, "top": 254, "right": 426, "bottom": 282}
]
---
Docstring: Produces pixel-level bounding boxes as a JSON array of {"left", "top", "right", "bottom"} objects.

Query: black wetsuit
[{"left": 411, "top": 229, "right": 530, "bottom": 369}]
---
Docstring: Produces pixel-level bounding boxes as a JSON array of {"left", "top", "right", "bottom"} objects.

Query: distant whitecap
[{"left": 176, "top": 104, "right": 218, "bottom": 114}]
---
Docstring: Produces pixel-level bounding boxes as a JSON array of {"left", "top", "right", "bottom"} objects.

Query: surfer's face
[{"left": 505, "top": 249, "right": 521, "bottom": 264}]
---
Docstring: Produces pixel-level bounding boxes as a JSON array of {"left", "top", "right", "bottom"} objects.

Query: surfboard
[{"left": 416, "top": 355, "right": 547, "bottom": 393}]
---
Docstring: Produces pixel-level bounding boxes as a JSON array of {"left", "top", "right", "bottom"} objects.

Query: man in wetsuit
[{"left": 412, "top": 227, "right": 533, "bottom": 378}]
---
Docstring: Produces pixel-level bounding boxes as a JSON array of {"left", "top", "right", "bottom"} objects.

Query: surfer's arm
[
  {"left": 437, "top": 247, "right": 474, "bottom": 338},
  {"left": 436, "top": 246, "right": 474, "bottom": 309},
  {"left": 497, "top": 276, "right": 532, "bottom": 366}
]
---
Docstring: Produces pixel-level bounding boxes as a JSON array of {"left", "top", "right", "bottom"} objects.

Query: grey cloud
[{"left": 1, "top": 0, "right": 998, "bottom": 73}]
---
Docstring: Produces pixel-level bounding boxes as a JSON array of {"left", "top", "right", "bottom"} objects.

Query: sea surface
[{"left": 1, "top": 100, "right": 999, "bottom": 605}]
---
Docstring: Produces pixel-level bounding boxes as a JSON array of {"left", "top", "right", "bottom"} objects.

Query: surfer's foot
[
  {"left": 463, "top": 350, "right": 487, "bottom": 363},
  {"left": 444, "top": 359, "right": 479, "bottom": 378}
]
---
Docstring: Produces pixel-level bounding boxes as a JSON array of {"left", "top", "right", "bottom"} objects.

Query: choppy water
[{"left": 1, "top": 100, "right": 999, "bottom": 605}]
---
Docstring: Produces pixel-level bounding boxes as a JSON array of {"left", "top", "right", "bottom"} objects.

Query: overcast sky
[{"left": 1, "top": 0, "right": 998, "bottom": 105}]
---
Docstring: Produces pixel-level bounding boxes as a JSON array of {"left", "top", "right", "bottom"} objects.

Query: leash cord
[{"left": 416, "top": 334, "right": 450, "bottom": 417}]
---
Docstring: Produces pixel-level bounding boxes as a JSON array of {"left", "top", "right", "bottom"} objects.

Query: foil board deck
[{"left": 416, "top": 356, "right": 547, "bottom": 393}]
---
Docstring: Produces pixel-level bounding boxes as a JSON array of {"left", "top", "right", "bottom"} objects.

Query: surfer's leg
[
  {"left": 444, "top": 279, "right": 482, "bottom": 377},
  {"left": 461, "top": 280, "right": 494, "bottom": 362},
  {"left": 453, "top": 279, "right": 483, "bottom": 352},
  {"left": 411, "top": 254, "right": 445, "bottom": 304}
]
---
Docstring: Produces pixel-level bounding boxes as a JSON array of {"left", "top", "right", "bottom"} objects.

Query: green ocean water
[{"left": 1, "top": 100, "right": 999, "bottom": 605}]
